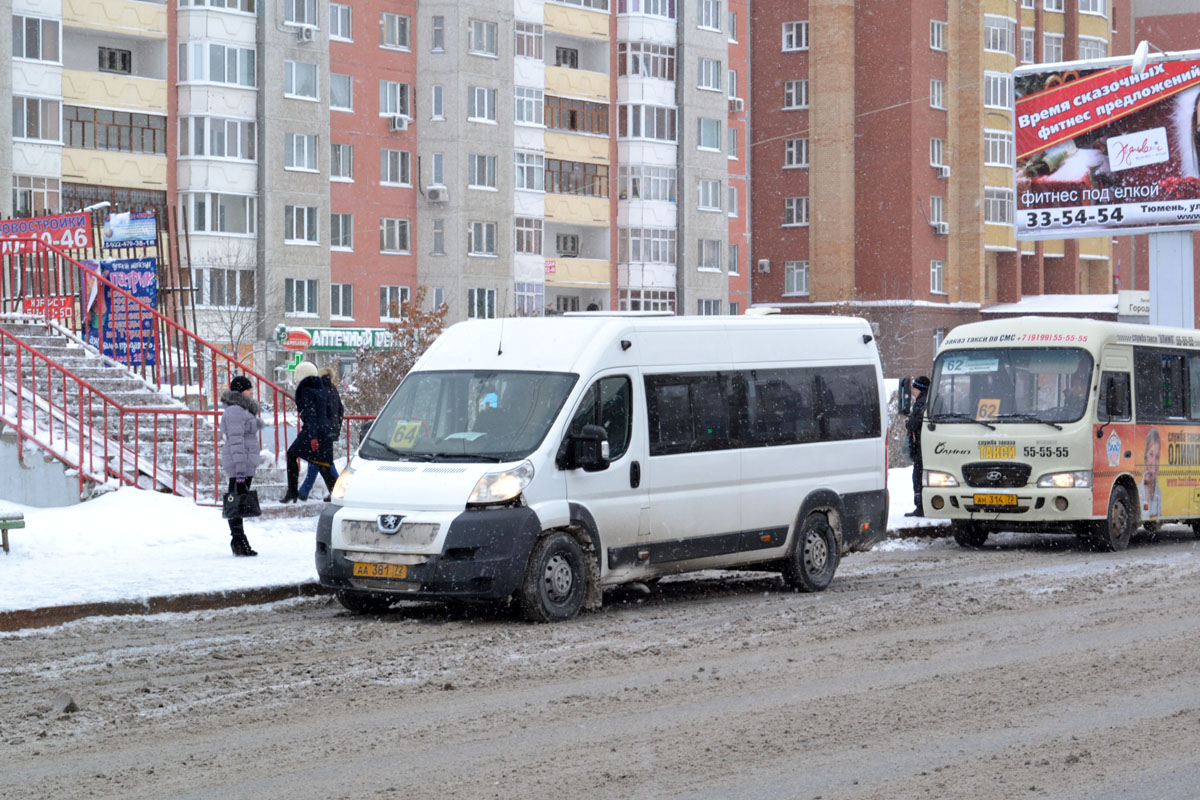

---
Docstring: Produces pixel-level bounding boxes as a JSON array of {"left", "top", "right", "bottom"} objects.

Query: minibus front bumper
[
  {"left": 315, "top": 504, "right": 543, "bottom": 600},
  {"left": 922, "top": 485, "right": 1094, "bottom": 529}
]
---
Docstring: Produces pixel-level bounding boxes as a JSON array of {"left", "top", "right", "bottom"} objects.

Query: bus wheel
[
  {"left": 335, "top": 589, "right": 394, "bottom": 615},
  {"left": 1093, "top": 485, "right": 1135, "bottom": 552},
  {"left": 518, "top": 532, "right": 587, "bottom": 623},
  {"left": 783, "top": 513, "right": 839, "bottom": 592},
  {"left": 1191, "top": 521, "right": 1200, "bottom": 540},
  {"left": 951, "top": 523, "right": 988, "bottom": 548},
  {"left": 1142, "top": 521, "right": 1160, "bottom": 542}
]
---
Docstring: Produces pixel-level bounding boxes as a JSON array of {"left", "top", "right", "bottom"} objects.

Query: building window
[
  {"left": 431, "top": 219, "right": 445, "bottom": 255},
  {"left": 698, "top": 117, "right": 721, "bottom": 149},
  {"left": 784, "top": 137, "right": 809, "bottom": 168},
  {"left": 178, "top": 0, "right": 256, "bottom": 10},
  {"left": 284, "top": 205, "right": 318, "bottom": 244},
  {"left": 546, "top": 160, "right": 609, "bottom": 197},
  {"left": 698, "top": 239, "right": 722, "bottom": 271},
  {"left": 984, "top": 15, "right": 1015, "bottom": 55},
  {"left": 468, "top": 288, "right": 497, "bottom": 319},
  {"left": 177, "top": 42, "right": 255, "bottom": 87},
  {"left": 198, "top": 267, "right": 255, "bottom": 309},
  {"left": 431, "top": 16, "right": 444, "bottom": 51},
  {"left": 381, "top": 149, "right": 412, "bottom": 185},
  {"left": 515, "top": 282, "right": 544, "bottom": 316},
  {"left": 468, "top": 154, "right": 498, "bottom": 189},
  {"left": 930, "top": 79, "right": 945, "bottom": 109},
  {"left": 698, "top": 58, "right": 722, "bottom": 91},
  {"left": 782, "top": 21, "right": 808, "bottom": 51},
  {"left": 785, "top": 260, "right": 809, "bottom": 295},
  {"left": 618, "top": 165, "right": 676, "bottom": 202},
  {"left": 984, "top": 72, "right": 1013, "bottom": 109},
  {"left": 329, "top": 4, "right": 352, "bottom": 40},
  {"left": 1079, "top": 37, "right": 1107, "bottom": 60},
  {"left": 330, "top": 143, "right": 353, "bottom": 179},
  {"left": 431, "top": 152, "right": 444, "bottom": 186},
  {"left": 556, "top": 234, "right": 580, "bottom": 256},
  {"left": 617, "top": 104, "right": 677, "bottom": 141},
  {"left": 428, "top": 85, "right": 443, "bottom": 119},
  {"left": 1043, "top": 33, "right": 1063, "bottom": 62},
  {"left": 71, "top": 107, "right": 168, "bottom": 155},
  {"left": 330, "top": 283, "right": 353, "bottom": 318},
  {"left": 617, "top": 42, "right": 675, "bottom": 80},
  {"left": 698, "top": 179, "right": 722, "bottom": 211},
  {"left": 727, "top": 127, "right": 738, "bottom": 159},
  {"left": 1022, "top": 0, "right": 1034, "bottom": 8},
  {"left": 555, "top": 46, "right": 579, "bottom": 68},
  {"left": 330, "top": 213, "right": 353, "bottom": 250},
  {"left": 469, "top": 19, "right": 498, "bottom": 55},
  {"left": 930, "top": 195, "right": 944, "bottom": 223},
  {"left": 984, "top": 129, "right": 1013, "bottom": 166},
  {"left": 515, "top": 22, "right": 543, "bottom": 59},
  {"left": 515, "top": 151, "right": 545, "bottom": 191},
  {"left": 285, "top": 277, "right": 318, "bottom": 315},
  {"left": 784, "top": 197, "right": 809, "bottom": 226},
  {"left": 284, "top": 0, "right": 317, "bottom": 26},
  {"left": 547, "top": 95, "right": 610, "bottom": 135},
  {"left": 514, "top": 87, "right": 544, "bottom": 126},
  {"left": 12, "top": 16, "right": 60, "bottom": 62},
  {"left": 933, "top": 327, "right": 947, "bottom": 351},
  {"left": 698, "top": 299, "right": 722, "bottom": 315},
  {"left": 380, "top": 13, "right": 410, "bottom": 49},
  {"left": 930, "top": 260, "right": 944, "bottom": 294},
  {"left": 728, "top": 185, "right": 738, "bottom": 216},
  {"left": 379, "top": 80, "right": 410, "bottom": 116},
  {"left": 12, "top": 175, "right": 60, "bottom": 217},
  {"left": 930, "top": 20, "right": 946, "bottom": 51},
  {"left": 1080, "top": 0, "right": 1105, "bottom": 15},
  {"left": 1021, "top": 28, "right": 1034, "bottom": 63},
  {"left": 182, "top": 192, "right": 257, "bottom": 235},
  {"left": 330, "top": 73, "right": 352, "bottom": 110},
  {"left": 984, "top": 187, "right": 1014, "bottom": 225},
  {"left": 698, "top": 0, "right": 720, "bottom": 31},
  {"left": 618, "top": 288, "right": 675, "bottom": 312},
  {"left": 468, "top": 86, "right": 497, "bottom": 122},
  {"left": 930, "top": 137, "right": 944, "bottom": 166},
  {"left": 784, "top": 80, "right": 808, "bottom": 109},
  {"left": 380, "top": 218, "right": 411, "bottom": 253},
  {"left": 515, "top": 217, "right": 543, "bottom": 255},
  {"left": 284, "top": 61, "right": 318, "bottom": 100},
  {"left": 380, "top": 285, "right": 410, "bottom": 319},
  {"left": 728, "top": 243, "right": 739, "bottom": 274},
  {"left": 469, "top": 221, "right": 498, "bottom": 256},
  {"left": 98, "top": 47, "right": 132, "bottom": 74},
  {"left": 618, "top": 0, "right": 671, "bottom": 19},
  {"left": 284, "top": 132, "right": 317, "bottom": 171},
  {"left": 1044, "top": 0, "right": 1063, "bottom": 11},
  {"left": 728, "top": 10, "right": 737, "bottom": 41},
  {"left": 13, "top": 97, "right": 61, "bottom": 142},
  {"left": 728, "top": 69, "right": 738, "bottom": 99},
  {"left": 618, "top": 228, "right": 677, "bottom": 265}
]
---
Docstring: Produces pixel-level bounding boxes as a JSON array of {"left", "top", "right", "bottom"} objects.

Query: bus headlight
[
  {"left": 330, "top": 465, "right": 355, "bottom": 500},
  {"left": 924, "top": 470, "right": 959, "bottom": 487},
  {"left": 469, "top": 460, "right": 535, "bottom": 506},
  {"left": 1037, "top": 471, "right": 1092, "bottom": 488}
]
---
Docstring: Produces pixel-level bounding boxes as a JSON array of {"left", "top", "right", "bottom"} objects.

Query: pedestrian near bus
[
  {"left": 281, "top": 360, "right": 337, "bottom": 503},
  {"left": 905, "top": 375, "right": 931, "bottom": 517},
  {"left": 220, "top": 375, "right": 263, "bottom": 556},
  {"left": 298, "top": 366, "right": 344, "bottom": 500}
]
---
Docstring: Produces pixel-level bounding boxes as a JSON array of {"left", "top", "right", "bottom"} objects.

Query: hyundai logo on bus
[
  {"left": 377, "top": 514, "right": 403, "bottom": 534},
  {"left": 987, "top": 471, "right": 1003, "bottom": 482}
]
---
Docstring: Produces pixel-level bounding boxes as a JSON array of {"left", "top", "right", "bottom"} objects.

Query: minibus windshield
[
  {"left": 359, "top": 370, "right": 578, "bottom": 462},
  {"left": 928, "top": 347, "right": 1094, "bottom": 425}
]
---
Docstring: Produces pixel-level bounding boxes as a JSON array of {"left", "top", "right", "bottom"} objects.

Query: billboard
[
  {"left": 0, "top": 212, "right": 93, "bottom": 254},
  {"left": 101, "top": 211, "right": 157, "bottom": 250},
  {"left": 1015, "top": 52, "right": 1200, "bottom": 240},
  {"left": 84, "top": 258, "right": 158, "bottom": 367}
]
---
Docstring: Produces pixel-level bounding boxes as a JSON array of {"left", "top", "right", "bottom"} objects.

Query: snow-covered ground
[{"left": 0, "top": 467, "right": 941, "bottom": 613}]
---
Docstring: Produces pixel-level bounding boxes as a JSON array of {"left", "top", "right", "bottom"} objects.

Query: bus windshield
[{"left": 929, "top": 347, "right": 1094, "bottom": 424}]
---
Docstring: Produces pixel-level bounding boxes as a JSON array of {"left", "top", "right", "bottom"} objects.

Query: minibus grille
[{"left": 961, "top": 462, "right": 1031, "bottom": 488}]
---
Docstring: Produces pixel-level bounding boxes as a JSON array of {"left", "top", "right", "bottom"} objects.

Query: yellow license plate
[
  {"left": 352, "top": 562, "right": 408, "bottom": 580},
  {"left": 973, "top": 494, "right": 1017, "bottom": 506}
]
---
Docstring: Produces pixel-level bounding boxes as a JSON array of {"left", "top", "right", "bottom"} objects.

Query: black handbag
[{"left": 222, "top": 488, "right": 262, "bottom": 519}]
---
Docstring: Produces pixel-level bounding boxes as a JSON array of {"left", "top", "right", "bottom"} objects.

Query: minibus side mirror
[
  {"left": 898, "top": 377, "right": 913, "bottom": 415},
  {"left": 561, "top": 424, "right": 610, "bottom": 472}
]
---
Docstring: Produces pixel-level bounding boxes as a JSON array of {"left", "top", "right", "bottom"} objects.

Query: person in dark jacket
[
  {"left": 905, "top": 375, "right": 931, "bottom": 517},
  {"left": 281, "top": 360, "right": 337, "bottom": 503},
  {"left": 299, "top": 367, "right": 344, "bottom": 500},
  {"left": 220, "top": 375, "right": 263, "bottom": 556}
]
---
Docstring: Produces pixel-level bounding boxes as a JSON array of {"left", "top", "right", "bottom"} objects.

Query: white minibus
[{"left": 316, "top": 314, "right": 888, "bottom": 621}]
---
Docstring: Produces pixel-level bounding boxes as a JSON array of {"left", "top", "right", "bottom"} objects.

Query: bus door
[{"left": 1093, "top": 368, "right": 1133, "bottom": 518}]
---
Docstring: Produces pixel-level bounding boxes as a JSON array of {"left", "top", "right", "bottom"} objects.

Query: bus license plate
[
  {"left": 352, "top": 562, "right": 408, "bottom": 580},
  {"left": 973, "top": 494, "right": 1017, "bottom": 507}
]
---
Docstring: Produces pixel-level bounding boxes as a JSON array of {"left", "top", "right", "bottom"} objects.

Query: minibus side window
[
  {"left": 1189, "top": 355, "right": 1200, "bottom": 420},
  {"left": 569, "top": 376, "right": 632, "bottom": 461},
  {"left": 1134, "top": 348, "right": 1188, "bottom": 421},
  {"left": 813, "top": 366, "right": 881, "bottom": 440},
  {"left": 645, "top": 373, "right": 731, "bottom": 456},
  {"left": 1098, "top": 372, "right": 1131, "bottom": 421}
]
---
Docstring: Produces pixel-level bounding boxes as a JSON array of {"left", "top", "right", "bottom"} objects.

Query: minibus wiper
[
  {"left": 929, "top": 412, "right": 996, "bottom": 430},
  {"left": 991, "top": 413, "right": 1062, "bottom": 430},
  {"left": 362, "top": 439, "right": 404, "bottom": 460}
]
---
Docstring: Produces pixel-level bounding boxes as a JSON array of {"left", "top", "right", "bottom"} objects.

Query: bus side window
[
  {"left": 1099, "top": 372, "right": 1131, "bottom": 421},
  {"left": 1189, "top": 355, "right": 1200, "bottom": 420}
]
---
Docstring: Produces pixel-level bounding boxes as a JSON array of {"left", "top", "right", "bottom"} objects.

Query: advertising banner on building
[
  {"left": 1015, "top": 52, "right": 1200, "bottom": 240},
  {"left": 101, "top": 211, "right": 157, "bottom": 250},
  {"left": 0, "top": 212, "right": 93, "bottom": 254},
  {"left": 274, "top": 324, "right": 394, "bottom": 352},
  {"left": 84, "top": 258, "right": 158, "bottom": 367}
]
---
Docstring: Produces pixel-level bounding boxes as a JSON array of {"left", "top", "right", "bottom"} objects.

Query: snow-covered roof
[{"left": 981, "top": 294, "right": 1118, "bottom": 316}]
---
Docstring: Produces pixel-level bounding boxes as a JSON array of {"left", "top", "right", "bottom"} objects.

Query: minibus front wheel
[
  {"left": 518, "top": 531, "right": 588, "bottom": 623},
  {"left": 335, "top": 589, "right": 395, "bottom": 615},
  {"left": 950, "top": 522, "right": 989, "bottom": 549},
  {"left": 783, "top": 513, "right": 839, "bottom": 592},
  {"left": 1090, "top": 484, "right": 1135, "bottom": 552}
]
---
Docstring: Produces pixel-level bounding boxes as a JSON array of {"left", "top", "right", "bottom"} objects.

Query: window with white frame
[
  {"left": 177, "top": 43, "right": 256, "bottom": 87},
  {"left": 379, "top": 80, "right": 410, "bottom": 116},
  {"left": 930, "top": 137, "right": 944, "bottom": 166},
  {"left": 178, "top": 0, "right": 257, "bottom": 10},
  {"left": 698, "top": 239, "right": 721, "bottom": 270},
  {"left": 618, "top": 165, "right": 676, "bottom": 201},
  {"left": 431, "top": 15, "right": 444, "bottom": 51},
  {"left": 930, "top": 195, "right": 944, "bottom": 223},
  {"left": 784, "top": 196, "right": 809, "bottom": 226},
  {"left": 178, "top": 117, "right": 257, "bottom": 160},
  {"left": 330, "top": 283, "right": 353, "bottom": 318},
  {"left": 182, "top": 192, "right": 256, "bottom": 234},
  {"left": 431, "top": 85, "right": 443, "bottom": 118},
  {"left": 930, "top": 259, "right": 944, "bottom": 293},
  {"left": 698, "top": 58, "right": 722, "bottom": 91},
  {"left": 468, "top": 287, "right": 496, "bottom": 319},
  {"left": 514, "top": 87, "right": 544, "bottom": 125},
  {"left": 1043, "top": 33, "right": 1063, "bottom": 62},
  {"left": 1021, "top": 0, "right": 1034, "bottom": 7},
  {"left": 284, "top": 61, "right": 318, "bottom": 100},
  {"left": 984, "top": 15, "right": 1015, "bottom": 54},
  {"left": 380, "top": 149, "right": 411, "bottom": 185},
  {"left": 930, "top": 20, "right": 946, "bottom": 51},
  {"left": 555, "top": 46, "right": 579, "bottom": 68},
  {"left": 197, "top": 266, "right": 255, "bottom": 309},
  {"left": 782, "top": 20, "right": 808, "bottom": 51},
  {"left": 984, "top": 72, "right": 1012, "bottom": 109},
  {"left": 380, "top": 218, "right": 410, "bottom": 253},
  {"left": 285, "top": 205, "right": 318, "bottom": 243},
  {"left": 984, "top": 129, "right": 1013, "bottom": 166},
  {"left": 515, "top": 22, "right": 543, "bottom": 59},
  {"left": 331, "top": 142, "right": 353, "bottom": 179},
  {"left": 984, "top": 187, "right": 1013, "bottom": 225},
  {"left": 1080, "top": 0, "right": 1105, "bottom": 14},
  {"left": 785, "top": 137, "right": 809, "bottom": 167},
  {"left": 1021, "top": 28, "right": 1034, "bottom": 63},
  {"left": 728, "top": 10, "right": 737, "bottom": 40},
  {"left": 1044, "top": 0, "right": 1063, "bottom": 11},
  {"left": 284, "top": 132, "right": 317, "bottom": 170},
  {"left": 933, "top": 327, "right": 947, "bottom": 351},
  {"left": 728, "top": 243, "right": 739, "bottom": 274},
  {"left": 431, "top": 152, "right": 444, "bottom": 186},
  {"left": 330, "top": 73, "right": 352, "bottom": 110},
  {"left": 622, "top": 0, "right": 673, "bottom": 19},
  {"left": 380, "top": 285, "right": 409, "bottom": 319},
  {"left": 514, "top": 217, "right": 542, "bottom": 254},
  {"left": 468, "top": 221, "right": 497, "bottom": 255},
  {"left": 618, "top": 228, "right": 677, "bottom": 264},
  {"left": 728, "top": 185, "right": 738, "bottom": 216},
  {"left": 515, "top": 151, "right": 545, "bottom": 191},
  {"left": 284, "top": 0, "right": 317, "bottom": 26},
  {"left": 1079, "top": 37, "right": 1106, "bottom": 60},
  {"left": 784, "top": 80, "right": 808, "bottom": 109},
  {"left": 698, "top": 298, "right": 722, "bottom": 315},
  {"left": 12, "top": 175, "right": 60, "bottom": 217},
  {"left": 13, "top": 16, "right": 60, "bottom": 62},
  {"left": 618, "top": 42, "right": 675, "bottom": 80},
  {"left": 727, "top": 127, "right": 738, "bottom": 158},
  {"left": 431, "top": 218, "right": 445, "bottom": 254},
  {"left": 698, "top": 0, "right": 720, "bottom": 31},
  {"left": 329, "top": 4, "right": 351, "bottom": 40},
  {"left": 618, "top": 104, "right": 677, "bottom": 141},
  {"left": 515, "top": 282, "right": 544, "bottom": 316},
  {"left": 469, "top": 19, "right": 498, "bottom": 55},
  {"left": 468, "top": 86, "right": 497, "bottom": 121},
  {"left": 285, "top": 277, "right": 318, "bottom": 315},
  {"left": 330, "top": 213, "right": 353, "bottom": 250},
  {"left": 556, "top": 234, "right": 580, "bottom": 256},
  {"left": 930, "top": 79, "right": 945, "bottom": 109},
  {"left": 468, "top": 154, "right": 497, "bottom": 189},
  {"left": 698, "top": 117, "right": 721, "bottom": 149},
  {"left": 617, "top": 288, "right": 675, "bottom": 312},
  {"left": 380, "top": 13, "right": 410, "bottom": 49},
  {"left": 785, "top": 260, "right": 809, "bottom": 295},
  {"left": 728, "top": 69, "right": 738, "bottom": 98},
  {"left": 698, "top": 179, "right": 722, "bottom": 211}
]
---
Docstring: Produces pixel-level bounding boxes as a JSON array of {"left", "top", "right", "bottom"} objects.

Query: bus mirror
[
  {"left": 562, "top": 424, "right": 610, "bottom": 472},
  {"left": 899, "top": 377, "right": 912, "bottom": 415}
]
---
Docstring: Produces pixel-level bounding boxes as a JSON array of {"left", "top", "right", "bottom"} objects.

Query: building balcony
[
  {"left": 545, "top": 131, "right": 609, "bottom": 165},
  {"left": 63, "top": 70, "right": 167, "bottom": 114},
  {"left": 545, "top": 193, "right": 610, "bottom": 226},
  {"left": 545, "top": 66, "right": 610, "bottom": 103},
  {"left": 64, "top": 0, "right": 167, "bottom": 37},
  {"left": 544, "top": 3, "right": 609, "bottom": 41},
  {"left": 545, "top": 257, "right": 611, "bottom": 289},
  {"left": 63, "top": 148, "right": 167, "bottom": 190}
]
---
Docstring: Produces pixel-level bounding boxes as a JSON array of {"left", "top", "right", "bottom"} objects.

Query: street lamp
[
  {"left": 77, "top": 201, "right": 111, "bottom": 213},
  {"left": 1131, "top": 40, "right": 1165, "bottom": 76}
]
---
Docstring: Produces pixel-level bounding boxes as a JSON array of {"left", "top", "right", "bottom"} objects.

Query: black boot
[
  {"left": 281, "top": 488, "right": 300, "bottom": 503},
  {"left": 231, "top": 533, "right": 257, "bottom": 557}
]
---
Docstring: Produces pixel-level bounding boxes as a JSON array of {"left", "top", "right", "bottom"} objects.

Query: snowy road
[{"left": 4, "top": 529, "right": 1200, "bottom": 799}]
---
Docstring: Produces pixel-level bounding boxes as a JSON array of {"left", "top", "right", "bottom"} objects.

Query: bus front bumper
[{"left": 922, "top": 486, "right": 1095, "bottom": 529}]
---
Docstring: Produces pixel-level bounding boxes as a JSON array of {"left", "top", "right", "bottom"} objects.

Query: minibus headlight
[
  {"left": 924, "top": 470, "right": 959, "bottom": 487},
  {"left": 468, "top": 460, "right": 535, "bottom": 506},
  {"left": 330, "top": 465, "right": 355, "bottom": 501},
  {"left": 1037, "top": 470, "right": 1091, "bottom": 489}
]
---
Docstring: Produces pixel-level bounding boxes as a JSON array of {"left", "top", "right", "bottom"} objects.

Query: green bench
[{"left": 0, "top": 511, "right": 24, "bottom": 554}]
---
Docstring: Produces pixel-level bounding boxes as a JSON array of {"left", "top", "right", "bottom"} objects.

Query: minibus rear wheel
[
  {"left": 783, "top": 513, "right": 839, "bottom": 592},
  {"left": 1091, "top": 484, "right": 1135, "bottom": 552},
  {"left": 519, "top": 532, "right": 587, "bottom": 623},
  {"left": 335, "top": 589, "right": 394, "bottom": 615}
]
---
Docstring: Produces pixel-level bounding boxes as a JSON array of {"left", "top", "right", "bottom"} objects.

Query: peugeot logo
[
  {"left": 377, "top": 514, "right": 404, "bottom": 534},
  {"left": 986, "top": 470, "right": 1003, "bottom": 482}
]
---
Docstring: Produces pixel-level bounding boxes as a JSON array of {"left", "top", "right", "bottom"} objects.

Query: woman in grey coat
[{"left": 221, "top": 375, "right": 264, "bottom": 556}]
